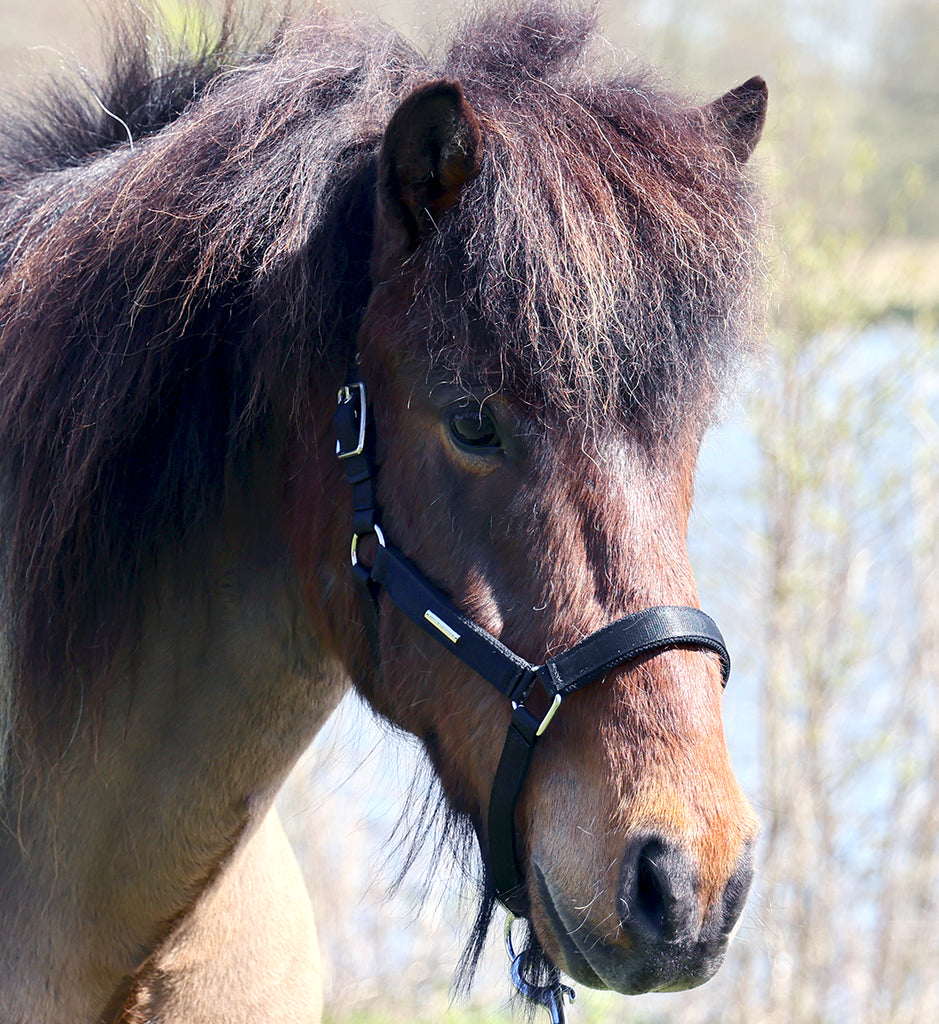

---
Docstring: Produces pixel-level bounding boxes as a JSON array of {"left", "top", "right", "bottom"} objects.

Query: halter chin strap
[{"left": 335, "top": 378, "right": 730, "bottom": 916}]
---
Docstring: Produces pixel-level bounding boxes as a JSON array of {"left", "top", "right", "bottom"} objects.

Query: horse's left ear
[
  {"left": 377, "top": 79, "right": 483, "bottom": 258},
  {"left": 705, "top": 76, "right": 768, "bottom": 163}
]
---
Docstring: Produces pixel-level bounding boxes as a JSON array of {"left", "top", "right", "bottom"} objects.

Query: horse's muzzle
[{"left": 533, "top": 837, "right": 754, "bottom": 994}]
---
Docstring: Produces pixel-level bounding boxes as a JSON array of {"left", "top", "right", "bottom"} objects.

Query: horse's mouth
[
  {"left": 531, "top": 863, "right": 607, "bottom": 988},
  {"left": 532, "top": 862, "right": 727, "bottom": 995}
]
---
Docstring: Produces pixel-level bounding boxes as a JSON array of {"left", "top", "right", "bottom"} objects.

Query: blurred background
[{"left": 1, "top": 2, "right": 935, "bottom": 1022}]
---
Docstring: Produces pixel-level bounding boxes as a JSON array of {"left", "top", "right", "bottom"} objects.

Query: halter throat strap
[{"left": 334, "top": 378, "right": 730, "bottom": 915}]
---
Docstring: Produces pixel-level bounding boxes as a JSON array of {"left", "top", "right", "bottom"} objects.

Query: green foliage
[
  {"left": 323, "top": 1011, "right": 513, "bottom": 1024},
  {"left": 153, "top": 0, "right": 219, "bottom": 50},
  {"left": 322, "top": 992, "right": 662, "bottom": 1024},
  {"left": 865, "top": 0, "right": 939, "bottom": 236}
]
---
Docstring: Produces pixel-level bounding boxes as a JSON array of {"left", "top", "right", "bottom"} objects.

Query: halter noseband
[{"left": 334, "top": 377, "right": 731, "bottom": 921}]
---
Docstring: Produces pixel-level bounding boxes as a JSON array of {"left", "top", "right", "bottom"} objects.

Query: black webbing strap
[
  {"left": 336, "top": 382, "right": 383, "bottom": 656},
  {"left": 487, "top": 603, "right": 730, "bottom": 914},
  {"left": 371, "top": 544, "right": 540, "bottom": 702},
  {"left": 334, "top": 379, "right": 731, "bottom": 916},
  {"left": 370, "top": 543, "right": 729, "bottom": 701},
  {"left": 545, "top": 605, "right": 730, "bottom": 695},
  {"left": 489, "top": 705, "right": 542, "bottom": 912}
]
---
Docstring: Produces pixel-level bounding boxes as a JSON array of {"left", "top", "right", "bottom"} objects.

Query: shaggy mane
[
  {"left": 420, "top": 5, "right": 759, "bottom": 439},
  {"left": 0, "top": 2, "right": 425, "bottom": 749},
  {"left": 0, "top": 0, "right": 760, "bottom": 984}
]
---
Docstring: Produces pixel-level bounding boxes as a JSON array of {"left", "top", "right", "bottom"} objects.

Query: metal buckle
[
  {"left": 351, "top": 523, "right": 385, "bottom": 567},
  {"left": 510, "top": 690, "right": 562, "bottom": 739},
  {"left": 534, "top": 693, "right": 562, "bottom": 737},
  {"left": 336, "top": 382, "right": 367, "bottom": 459}
]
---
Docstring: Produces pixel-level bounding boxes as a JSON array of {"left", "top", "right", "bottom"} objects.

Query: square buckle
[
  {"left": 533, "top": 693, "right": 562, "bottom": 737},
  {"left": 509, "top": 693, "right": 562, "bottom": 745},
  {"left": 507, "top": 667, "right": 562, "bottom": 739},
  {"left": 336, "top": 381, "right": 367, "bottom": 459}
]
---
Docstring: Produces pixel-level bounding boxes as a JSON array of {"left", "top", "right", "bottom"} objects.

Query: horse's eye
[{"left": 448, "top": 406, "right": 501, "bottom": 452}]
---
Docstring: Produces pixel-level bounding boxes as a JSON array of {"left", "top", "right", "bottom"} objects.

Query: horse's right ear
[
  {"left": 376, "top": 79, "right": 483, "bottom": 265},
  {"left": 706, "top": 76, "right": 768, "bottom": 164}
]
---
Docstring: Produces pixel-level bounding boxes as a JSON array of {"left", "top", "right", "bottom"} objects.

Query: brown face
[
  {"left": 323, "top": 72, "right": 767, "bottom": 994},
  {"left": 347, "top": 275, "right": 759, "bottom": 993}
]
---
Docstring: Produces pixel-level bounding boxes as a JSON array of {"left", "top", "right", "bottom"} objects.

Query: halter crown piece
[{"left": 335, "top": 375, "right": 731, "bottom": 1023}]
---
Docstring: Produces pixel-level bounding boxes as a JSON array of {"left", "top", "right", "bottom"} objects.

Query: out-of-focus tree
[
  {"left": 600, "top": 5, "right": 939, "bottom": 1024},
  {"left": 866, "top": 0, "right": 939, "bottom": 236},
  {"left": 732, "top": 139, "right": 937, "bottom": 1024}
]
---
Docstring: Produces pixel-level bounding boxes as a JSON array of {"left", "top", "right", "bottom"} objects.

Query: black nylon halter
[{"left": 334, "top": 378, "right": 730, "bottom": 916}]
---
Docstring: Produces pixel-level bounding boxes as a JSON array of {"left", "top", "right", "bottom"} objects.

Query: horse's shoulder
[{"left": 119, "top": 806, "right": 322, "bottom": 1024}]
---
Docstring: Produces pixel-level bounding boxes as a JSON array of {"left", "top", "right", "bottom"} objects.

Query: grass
[
  {"left": 322, "top": 989, "right": 664, "bottom": 1024},
  {"left": 324, "top": 1009, "right": 515, "bottom": 1024}
]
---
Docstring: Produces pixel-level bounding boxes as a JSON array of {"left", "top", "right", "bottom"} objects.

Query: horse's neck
[
  {"left": 0, "top": 495, "right": 345, "bottom": 1022},
  {"left": 117, "top": 804, "right": 323, "bottom": 1024}
]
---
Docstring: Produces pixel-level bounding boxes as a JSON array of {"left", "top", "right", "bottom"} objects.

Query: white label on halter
[{"left": 424, "top": 610, "right": 460, "bottom": 644}]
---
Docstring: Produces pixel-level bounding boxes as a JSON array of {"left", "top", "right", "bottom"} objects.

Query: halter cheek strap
[{"left": 334, "top": 379, "right": 730, "bottom": 916}]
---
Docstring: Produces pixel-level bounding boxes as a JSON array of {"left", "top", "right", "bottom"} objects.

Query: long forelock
[
  {"left": 0, "top": 4, "right": 761, "bottom": 747},
  {"left": 412, "top": 8, "right": 761, "bottom": 444}
]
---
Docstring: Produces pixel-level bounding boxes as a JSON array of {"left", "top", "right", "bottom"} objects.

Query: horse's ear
[
  {"left": 377, "top": 79, "right": 483, "bottom": 257},
  {"left": 706, "top": 76, "right": 768, "bottom": 163}
]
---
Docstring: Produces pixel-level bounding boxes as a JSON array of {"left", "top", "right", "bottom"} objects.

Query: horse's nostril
[
  {"left": 619, "top": 837, "right": 696, "bottom": 944},
  {"left": 636, "top": 852, "right": 668, "bottom": 933}
]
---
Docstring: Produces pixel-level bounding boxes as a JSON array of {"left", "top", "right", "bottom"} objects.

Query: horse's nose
[
  {"left": 618, "top": 837, "right": 696, "bottom": 944},
  {"left": 618, "top": 836, "right": 753, "bottom": 953}
]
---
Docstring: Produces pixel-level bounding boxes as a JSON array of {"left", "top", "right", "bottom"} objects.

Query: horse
[{"left": 0, "top": 3, "right": 767, "bottom": 1021}]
